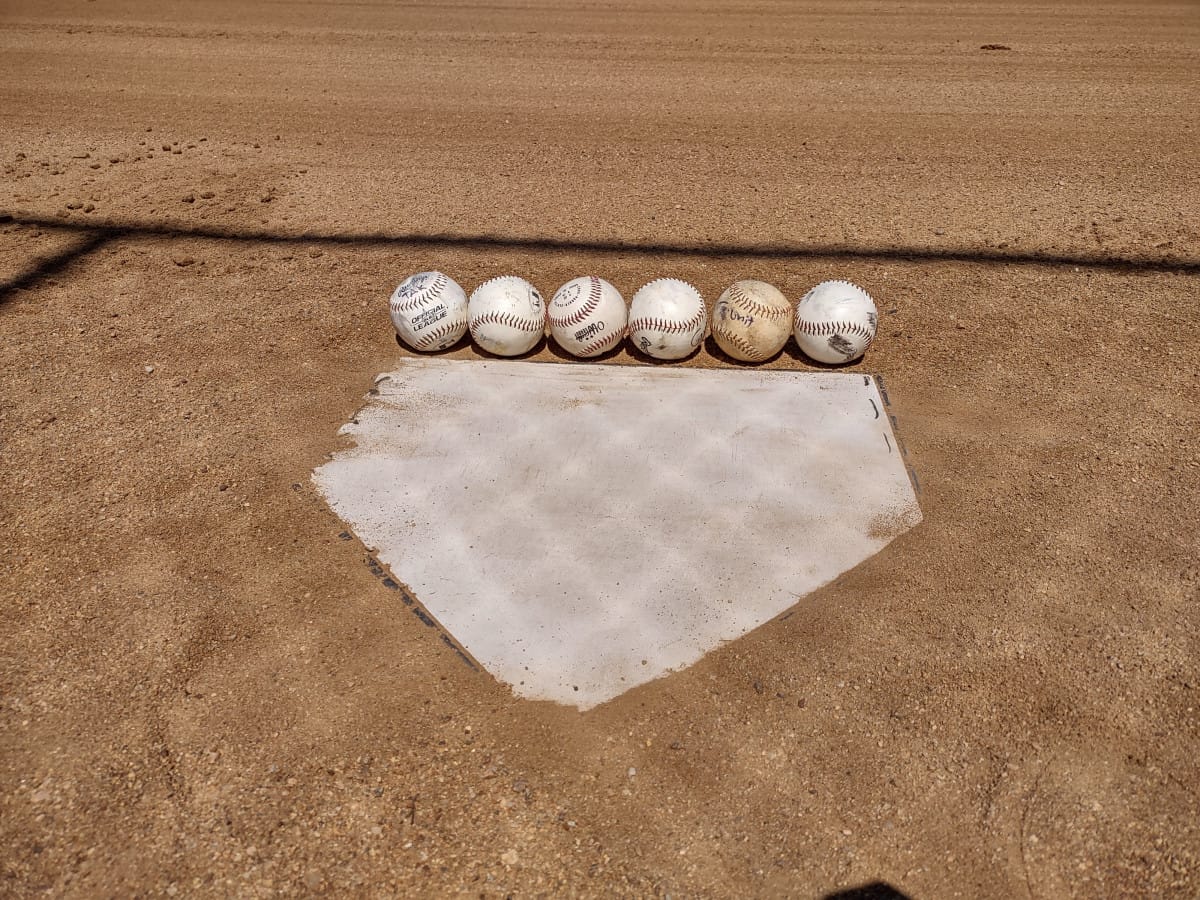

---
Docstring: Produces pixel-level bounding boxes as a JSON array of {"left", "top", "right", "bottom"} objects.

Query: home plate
[{"left": 314, "top": 358, "right": 921, "bottom": 709}]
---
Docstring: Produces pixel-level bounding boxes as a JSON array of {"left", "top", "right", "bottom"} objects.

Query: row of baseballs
[{"left": 389, "top": 273, "right": 879, "bottom": 364}]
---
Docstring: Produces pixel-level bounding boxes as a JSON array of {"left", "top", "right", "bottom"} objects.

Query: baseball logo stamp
[{"left": 389, "top": 271, "right": 469, "bottom": 352}]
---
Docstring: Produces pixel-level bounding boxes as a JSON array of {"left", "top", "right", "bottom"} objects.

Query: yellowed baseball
[{"left": 710, "top": 280, "right": 793, "bottom": 362}]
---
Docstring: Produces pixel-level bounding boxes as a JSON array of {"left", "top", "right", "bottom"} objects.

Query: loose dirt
[{"left": 2, "top": 1, "right": 1197, "bottom": 896}]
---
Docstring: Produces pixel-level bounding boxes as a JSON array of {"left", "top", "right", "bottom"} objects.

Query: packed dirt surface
[{"left": 2, "top": 1, "right": 1198, "bottom": 897}]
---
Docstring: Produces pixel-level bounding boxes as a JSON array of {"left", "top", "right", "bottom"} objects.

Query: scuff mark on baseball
[{"left": 793, "top": 280, "right": 878, "bottom": 364}]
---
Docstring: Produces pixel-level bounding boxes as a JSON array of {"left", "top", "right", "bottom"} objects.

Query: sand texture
[{"left": 1, "top": 1, "right": 1198, "bottom": 896}]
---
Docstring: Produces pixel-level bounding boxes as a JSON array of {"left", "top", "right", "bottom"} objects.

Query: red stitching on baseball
[
  {"left": 394, "top": 272, "right": 448, "bottom": 313},
  {"left": 823, "top": 279, "right": 871, "bottom": 296},
  {"left": 727, "top": 283, "right": 790, "bottom": 321},
  {"left": 578, "top": 325, "right": 626, "bottom": 357},
  {"left": 714, "top": 327, "right": 772, "bottom": 361},
  {"left": 629, "top": 307, "right": 705, "bottom": 336},
  {"left": 549, "top": 277, "right": 603, "bottom": 330},
  {"left": 414, "top": 317, "right": 467, "bottom": 350},
  {"left": 795, "top": 319, "right": 875, "bottom": 341},
  {"left": 469, "top": 311, "right": 543, "bottom": 337}
]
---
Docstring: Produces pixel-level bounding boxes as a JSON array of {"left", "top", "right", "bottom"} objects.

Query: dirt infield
[{"left": 2, "top": 1, "right": 1197, "bottom": 896}]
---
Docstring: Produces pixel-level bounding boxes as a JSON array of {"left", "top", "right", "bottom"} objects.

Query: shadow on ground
[
  {"left": 0, "top": 228, "right": 115, "bottom": 303},
  {"left": 823, "top": 881, "right": 914, "bottom": 900},
  {"left": 2, "top": 210, "right": 1197, "bottom": 307}
]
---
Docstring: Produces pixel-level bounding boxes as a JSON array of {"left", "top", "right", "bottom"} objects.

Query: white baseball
[
  {"left": 467, "top": 276, "right": 546, "bottom": 357},
  {"left": 548, "top": 276, "right": 627, "bottom": 358},
  {"left": 388, "top": 271, "right": 468, "bottom": 352},
  {"left": 628, "top": 278, "right": 707, "bottom": 360},
  {"left": 793, "top": 280, "right": 878, "bottom": 364},
  {"left": 710, "top": 280, "right": 793, "bottom": 362}
]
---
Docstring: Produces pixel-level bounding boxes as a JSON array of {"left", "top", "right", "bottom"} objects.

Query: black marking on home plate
[
  {"left": 350, "top": 547, "right": 479, "bottom": 671},
  {"left": 873, "top": 374, "right": 921, "bottom": 496},
  {"left": 874, "top": 373, "right": 893, "bottom": 407}
]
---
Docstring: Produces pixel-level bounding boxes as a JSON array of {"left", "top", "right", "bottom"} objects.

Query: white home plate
[{"left": 314, "top": 358, "right": 921, "bottom": 709}]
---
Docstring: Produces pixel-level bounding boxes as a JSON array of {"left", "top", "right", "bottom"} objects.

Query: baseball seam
[
  {"left": 394, "top": 272, "right": 448, "bottom": 313},
  {"left": 473, "top": 275, "right": 518, "bottom": 293},
  {"left": 549, "top": 278, "right": 603, "bottom": 330},
  {"left": 821, "top": 279, "right": 872, "bottom": 297},
  {"left": 712, "top": 325, "right": 772, "bottom": 361},
  {"left": 639, "top": 277, "right": 699, "bottom": 293},
  {"left": 727, "top": 283, "right": 791, "bottom": 321},
  {"left": 578, "top": 325, "right": 627, "bottom": 357},
  {"left": 469, "top": 311, "right": 544, "bottom": 336},
  {"left": 629, "top": 308, "right": 706, "bottom": 337},
  {"left": 794, "top": 319, "right": 876, "bottom": 341},
  {"left": 414, "top": 317, "right": 467, "bottom": 350}
]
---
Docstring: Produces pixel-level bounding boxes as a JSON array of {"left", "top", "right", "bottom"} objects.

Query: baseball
[
  {"left": 388, "top": 271, "right": 468, "bottom": 352},
  {"left": 628, "top": 278, "right": 707, "bottom": 360},
  {"left": 710, "top": 280, "right": 793, "bottom": 362},
  {"left": 548, "top": 276, "right": 627, "bottom": 358},
  {"left": 467, "top": 276, "right": 546, "bottom": 357},
  {"left": 793, "top": 280, "right": 878, "bottom": 364}
]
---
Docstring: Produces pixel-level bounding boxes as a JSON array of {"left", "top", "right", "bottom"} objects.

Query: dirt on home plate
[{"left": 1, "top": 1, "right": 1197, "bottom": 897}]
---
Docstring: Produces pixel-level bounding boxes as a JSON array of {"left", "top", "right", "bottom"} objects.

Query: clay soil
[{"left": 1, "top": 1, "right": 1198, "bottom": 897}]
